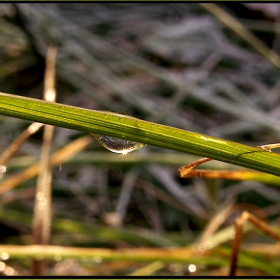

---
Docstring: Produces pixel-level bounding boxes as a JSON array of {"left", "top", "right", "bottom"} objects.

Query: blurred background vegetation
[{"left": 1, "top": 2, "right": 280, "bottom": 276}]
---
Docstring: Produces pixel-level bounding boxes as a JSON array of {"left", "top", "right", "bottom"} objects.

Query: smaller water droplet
[
  {"left": 0, "top": 166, "right": 6, "bottom": 173},
  {"left": 0, "top": 252, "right": 9, "bottom": 260},
  {"left": 92, "top": 135, "right": 144, "bottom": 155},
  {"left": 188, "top": 264, "right": 197, "bottom": 273}
]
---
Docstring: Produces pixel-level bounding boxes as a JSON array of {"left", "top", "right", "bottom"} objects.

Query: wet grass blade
[{"left": 1, "top": 92, "right": 280, "bottom": 177}]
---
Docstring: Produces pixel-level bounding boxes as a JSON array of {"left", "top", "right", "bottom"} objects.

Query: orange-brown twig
[
  {"left": 179, "top": 143, "right": 280, "bottom": 181},
  {"left": 229, "top": 211, "right": 280, "bottom": 276}
]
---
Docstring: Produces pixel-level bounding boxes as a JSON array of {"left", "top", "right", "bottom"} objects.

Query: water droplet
[
  {"left": 188, "top": 264, "right": 197, "bottom": 273},
  {"left": 92, "top": 135, "right": 144, "bottom": 155},
  {"left": 0, "top": 166, "right": 6, "bottom": 173},
  {"left": 0, "top": 252, "right": 9, "bottom": 260}
]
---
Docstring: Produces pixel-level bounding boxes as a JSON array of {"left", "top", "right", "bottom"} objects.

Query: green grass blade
[{"left": 1, "top": 92, "right": 280, "bottom": 177}]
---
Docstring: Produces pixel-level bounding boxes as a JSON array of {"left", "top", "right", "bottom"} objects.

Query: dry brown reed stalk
[
  {"left": 0, "top": 122, "right": 43, "bottom": 178},
  {"left": 32, "top": 45, "right": 57, "bottom": 275},
  {"left": 0, "top": 135, "right": 93, "bottom": 194},
  {"left": 230, "top": 211, "right": 280, "bottom": 276}
]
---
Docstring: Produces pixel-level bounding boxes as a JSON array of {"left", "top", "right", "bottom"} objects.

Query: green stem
[{"left": 1, "top": 92, "right": 280, "bottom": 176}]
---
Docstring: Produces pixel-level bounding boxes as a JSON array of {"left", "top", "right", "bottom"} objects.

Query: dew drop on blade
[{"left": 92, "top": 134, "right": 144, "bottom": 155}]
